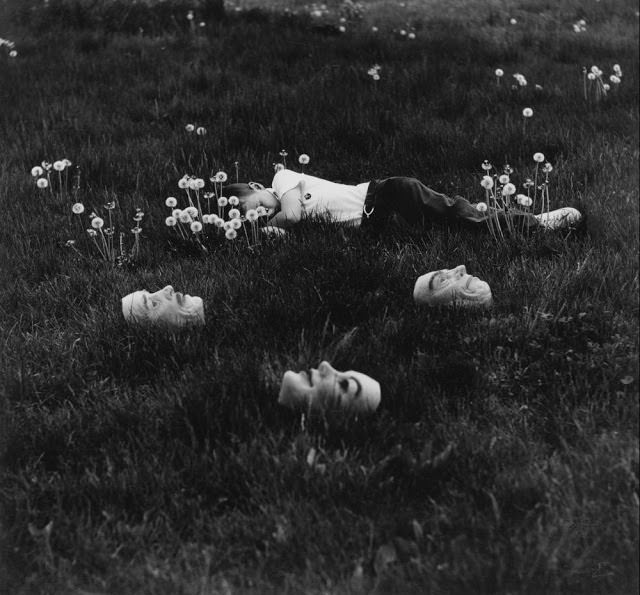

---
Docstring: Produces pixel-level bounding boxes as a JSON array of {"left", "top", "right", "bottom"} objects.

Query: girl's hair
[{"left": 222, "top": 183, "right": 255, "bottom": 201}]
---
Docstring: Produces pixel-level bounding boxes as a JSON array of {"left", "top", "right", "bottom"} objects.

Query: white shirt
[{"left": 271, "top": 169, "right": 369, "bottom": 226}]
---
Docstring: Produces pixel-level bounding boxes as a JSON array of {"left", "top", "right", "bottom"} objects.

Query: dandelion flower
[
  {"left": 165, "top": 216, "right": 177, "bottom": 226},
  {"left": 91, "top": 217, "right": 104, "bottom": 229},
  {"left": 31, "top": 166, "right": 43, "bottom": 177},
  {"left": 225, "top": 228, "right": 237, "bottom": 240},
  {"left": 522, "top": 107, "right": 533, "bottom": 117},
  {"left": 499, "top": 174, "right": 510, "bottom": 184},
  {"left": 256, "top": 206, "right": 267, "bottom": 217},
  {"left": 71, "top": 202, "right": 85, "bottom": 214},
  {"left": 542, "top": 162, "right": 553, "bottom": 173},
  {"left": 87, "top": 229, "right": 97, "bottom": 237},
  {"left": 480, "top": 176, "right": 494, "bottom": 189},
  {"left": 533, "top": 152, "right": 545, "bottom": 162},
  {"left": 228, "top": 208, "right": 241, "bottom": 219},
  {"left": 185, "top": 124, "right": 195, "bottom": 132},
  {"left": 215, "top": 171, "right": 228, "bottom": 183},
  {"left": 179, "top": 211, "right": 192, "bottom": 223},
  {"left": 231, "top": 218, "right": 242, "bottom": 230},
  {"left": 246, "top": 209, "right": 259, "bottom": 222},
  {"left": 298, "top": 154, "right": 310, "bottom": 165},
  {"left": 228, "top": 196, "right": 239, "bottom": 206},
  {"left": 185, "top": 206, "right": 199, "bottom": 218},
  {"left": 516, "top": 194, "right": 533, "bottom": 207},
  {"left": 178, "top": 177, "right": 189, "bottom": 189},
  {"left": 196, "top": 127, "right": 206, "bottom": 136},
  {"left": 53, "top": 160, "right": 65, "bottom": 171},
  {"left": 495, "top": 68, "right": 504, "bottom": 77},
  {"left": 217, "top": 196, "right": 228, "bottom": 207},
  {"left": 36, "top": 178, "right": 49, "bottom": 188},
  {"left": 190, "top": 221, "right": 203, "bottom": 233},
  {"left": 502, "top": 183, "right": 516, "bottom": 196},
  {"left": 476, "top": 202, "right": 488, "bottom": 212}
]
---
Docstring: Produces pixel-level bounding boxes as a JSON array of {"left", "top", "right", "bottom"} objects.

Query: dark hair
[{"left": 222, "top": 183, "right": 255, "bottom": 200}]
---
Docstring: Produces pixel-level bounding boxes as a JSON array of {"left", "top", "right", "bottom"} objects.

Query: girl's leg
[{"left": 369, "top": 177, "right": 539, "bottom": 230}]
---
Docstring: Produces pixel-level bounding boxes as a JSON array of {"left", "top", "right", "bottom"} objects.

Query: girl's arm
[{"left": 267, "top": 183, "right": 304, "bottom": 228}]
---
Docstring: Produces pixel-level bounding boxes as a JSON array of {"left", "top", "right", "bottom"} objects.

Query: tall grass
[{"left": 1, "top": 0, "right": 638, "bottom": 593}]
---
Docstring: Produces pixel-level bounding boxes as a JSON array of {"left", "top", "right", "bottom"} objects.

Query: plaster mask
[
  {"left": 278, "top": 361, "right": 381, "bottom": 414},
  {"left": 413, "top": 265, "right": 492, "bottom": 307},
  {"left": 121, "top": 285, "right": 205, "bottom": 328}
]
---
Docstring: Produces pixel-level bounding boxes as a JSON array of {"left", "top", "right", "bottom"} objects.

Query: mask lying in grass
[
  {"left": 121, "top": 285, "right": 205, "bottom": 328},
  {"left": 413, "top": 265, "right": 492, "bottom": 307},
  {"left": 278, "top": 360, "right": 381, "bottom": 414}
]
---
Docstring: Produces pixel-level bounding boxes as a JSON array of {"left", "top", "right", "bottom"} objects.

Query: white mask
[
  {"left": 121, "top": 285, "right": 205, "bottom": 328},
  {"left": 278, "top": 361, "right": 381, "bottom": 414},
  {"left": 413, "top": 265, "right": 492, "bottom": 307}
]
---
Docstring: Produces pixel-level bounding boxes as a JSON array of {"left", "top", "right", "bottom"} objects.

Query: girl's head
[{"left": 224, "top": 182, "right": 279, "bottom": 217}]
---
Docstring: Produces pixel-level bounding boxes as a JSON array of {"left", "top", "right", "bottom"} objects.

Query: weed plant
[{"left": 0, "top": 0, "right": 638, "bottom": 594}]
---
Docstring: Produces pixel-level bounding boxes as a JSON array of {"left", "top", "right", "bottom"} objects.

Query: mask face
[
  {"left": 413, "top": 265, "right": 492, "bottom": 307},
  {"left": 121, "top": 285, "right": 205, "bottom": 328},
  {"left": 278, "top": 361, "right": 381, "bottom": 414}
]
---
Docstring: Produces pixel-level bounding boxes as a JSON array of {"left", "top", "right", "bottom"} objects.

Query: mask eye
[{"left": 339, "top": 378, "right": 350, "bottom": 392}]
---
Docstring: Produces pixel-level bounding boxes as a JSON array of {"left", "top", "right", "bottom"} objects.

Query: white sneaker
[{"left": 535, "top": 207, "right": 582, "bottom": 230}]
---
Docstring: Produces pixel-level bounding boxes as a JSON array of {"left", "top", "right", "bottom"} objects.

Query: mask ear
[{"left": 248, "top": 181, "right": 265, "bottom": 191}]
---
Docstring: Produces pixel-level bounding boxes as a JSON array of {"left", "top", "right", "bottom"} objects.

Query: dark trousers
[{"left": 361, "top": 177, "right": 540, "bottom": 232}]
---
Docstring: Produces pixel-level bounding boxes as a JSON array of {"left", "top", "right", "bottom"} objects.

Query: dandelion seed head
[
  {"left": 516, "top": 194, "right": 533, "bottom": 207},
  {"left": 298, "top": 154, "right": 310, "bottom": 165},
  {"left": 185, "top": 206, "right": 199, "bottom": 218},
  {"left": 91, "top": 217, "right": 104, "bottom": 229},
  {"left": 499, "top": 174, "right": 510, "bottom": 184},
  {"left": 246, "top": 209, "right": 259, "bottom": 222},
  {"left": 475, "top": 202, "right": 488, "bottom": 212},
  {"left": 190, "top": 221, "right": 203, "bottom": 233},
  {"left": 225, "top": 228, "right": 237, "bottom": 240},
  {"left": 372, "top": 73, "right": 380, "bottom": 81},
  {"left": 231, "top": 218, "right": 242, "bottom": 230},
  {"left": 31, "top": 166, "right": 43, "bottom": 177},
  {"left": 179, "top": 211, "right": 192, "bottom": 223},
  {"left": 480, "top": 176, "right": 494, "bottom": 189},
  {"left": 178, "top": 178, "right": 189, "bottom": 189},
  {"left": 587, "top": 72, "right": 596, "bottom": 80},
  {"left": 542, "top": 162, "right": 553, "bottom": 173},
  {"left": 228, "top": 196, "right": 239, "bottom": 206},
  {"left": 495, "top": 68, "right": 504, "bottom": 77},
  {"left": 36, "top": 178, "right": 49, "bottom": 188},
  {"left": 338, "top": 25, "right": 346, "bottom": 33},
  {"left": 502, "top": 183, "right": 516, "bottom": 196},
  {"left": 522, "top": 107, "right": 533, "bottom": 117},
  {"left": 214, "top": 216, "right": 225, "bottom": 228},
  {"left": 603, "top": 83, "right": 610, "bottom": 91},
  {"left": 87, "top": 229, "right": 97, "bottom": 237},
  {"left": 218, "top": 196, "right": 228, "bottom": 207},
  {"left": 165, "top": 197, "right": 178, "bottom": 208},
  {"left": 215, "top": 171, "right": 228, "bottom": 183},
  {"left": 172, "top": 209, "right": 182, "bottom": 219},
  {"left": 509, "top": 18, "right": 517, "bottom": 25},
  {"left": 165, "top": 216, "right": 177, "bottom": 226},
  {"left": 72, "top": 202, "right": 85, "bottom": 214},
  {"left": 610, "top": 75, "right": 621, "bottom": 84},
  {"left": 188, "top": 178, "right": 198, "bottom": 190},
  {"left": 481, "top": 161, "right": 493, "bottom": 171},
  {"left": 228, "top": 208, "right": 241, "bottom": 219},
  {"left": 196, "top": 127, "right": 206, "bottom": 136},
  {"left": 185, "top": 124, "right": 195, "bottom": 132},
  {"left": 256, "top": 206, "right": 267, "bottom": 217},
  {"left": 408, "top": 32, "right": 416, "bottom": 39},
  {"left": 53, "top": 160, "right": 65, "bottom": 171},
  {"left": 533, "top": 152, "right": 545, "bottom": 163},
  {"left": 9, "top": 50, "right": 17, "bottom": 58},
  {"left": 194, "top": 178, "right": 205, "bottom": 189}
]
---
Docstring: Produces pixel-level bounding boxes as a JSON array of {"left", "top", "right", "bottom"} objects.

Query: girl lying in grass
[{"left": 223, "top": 168, "right": 582, "bottom": 234}]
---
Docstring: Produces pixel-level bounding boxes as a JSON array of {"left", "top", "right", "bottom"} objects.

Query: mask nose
[
  {"left": 318, "top": 361, "right": 335, "bottom": 377},
  {"left": 454, "top": 265, "right": 467, "bottom": 276}
]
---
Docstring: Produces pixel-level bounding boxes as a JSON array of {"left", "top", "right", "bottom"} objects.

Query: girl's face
[{"left": 243, "top": 189, "right": 279, "bottom": 217}]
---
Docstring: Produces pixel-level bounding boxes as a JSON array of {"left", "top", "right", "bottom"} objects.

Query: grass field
[{"left": 0, "top": 0, "right": 638, "bottom": 593}]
